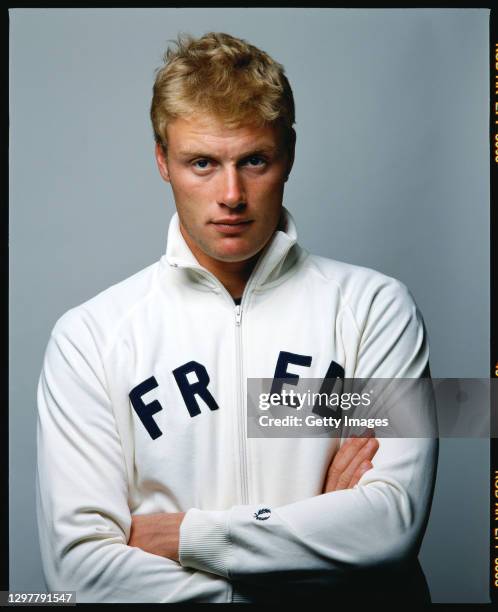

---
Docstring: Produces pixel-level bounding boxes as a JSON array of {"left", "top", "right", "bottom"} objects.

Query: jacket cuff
[{"left": 178, "top": 508, "right": 231, "bottom": 577}]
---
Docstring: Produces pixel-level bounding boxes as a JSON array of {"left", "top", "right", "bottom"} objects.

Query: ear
[
  {"left": 155, "top": 142, "right": 171, "bottom": 183},
  {"left": 284, "top": 128, "right": 296, "bottom": 182}
]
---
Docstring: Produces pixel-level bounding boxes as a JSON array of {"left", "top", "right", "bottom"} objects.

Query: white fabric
[{"left": 36, "top": 207, "right": 438, "bottom": 602}]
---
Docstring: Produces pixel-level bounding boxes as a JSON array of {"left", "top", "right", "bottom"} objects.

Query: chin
[
  {"left": 208, "top": 239, "right": 260, "bottom": 262},
  {"left": 212, "top": 250, "right": 256, "bottom": 263}
]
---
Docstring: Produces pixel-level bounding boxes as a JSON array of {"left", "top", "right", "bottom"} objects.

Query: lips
[
  {"left": 210, "top": 219, "right": 253, "bottom": 234},
  {"left": 211, "top": 218, "right": 251, "bottom": 225}
]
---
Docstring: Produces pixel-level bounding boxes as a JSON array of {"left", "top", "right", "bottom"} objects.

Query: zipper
[
  {"left": 235, "top": 303, "right": 242, "bottom": 326},
  {"left": 169, "top": 262, "right": 256, "bottom": 505},
  {"left": 234, "top": 302, "right": 248, "bottom": 504}
]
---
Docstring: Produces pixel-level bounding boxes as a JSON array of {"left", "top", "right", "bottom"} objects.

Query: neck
[{"left": 201, "top": 255, "right": 260, "bottom": 299}]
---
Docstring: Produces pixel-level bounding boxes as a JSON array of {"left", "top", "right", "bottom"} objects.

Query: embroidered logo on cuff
[{"left": 253, "top": 508, "right": 271, "bottom": 521}]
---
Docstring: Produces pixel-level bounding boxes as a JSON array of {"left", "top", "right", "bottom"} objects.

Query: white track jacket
[{"left": 36, "top": 207, "right": 438, "bottom": 603}]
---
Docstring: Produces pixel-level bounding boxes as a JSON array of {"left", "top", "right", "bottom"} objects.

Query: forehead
[{"left": 166, "top": 115, "right": 283, "bottom": 158}]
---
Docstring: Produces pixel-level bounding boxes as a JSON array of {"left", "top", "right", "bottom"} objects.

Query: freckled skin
[{"left": 154, "top": 115, "right": 295, "bottom": 285}]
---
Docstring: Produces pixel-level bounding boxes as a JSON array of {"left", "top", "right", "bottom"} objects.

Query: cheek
[
  {"left": 253, "top": 165, "right": 286, "bottom": 193},
  {"left": 170, "top": 173, "right": 212, "bottom": 212},
  {"left": 250, "top": 175, "right": 285, "bottom": 210},
  {"left": 172, "top": 170, "right": 204, "bottom": 197}
]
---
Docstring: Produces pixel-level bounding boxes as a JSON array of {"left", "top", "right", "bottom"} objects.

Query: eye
[
  {"left": 192, "top": 159, "right": 211, "bottom": 170},
  {"left": 244, "top": 155, "right": 267, "bottom": 167}
]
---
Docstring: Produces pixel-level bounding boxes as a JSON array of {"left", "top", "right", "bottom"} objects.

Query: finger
[
  {"left": 344, "top": 428, "right": 375, "bottom": 441},
  {"left": 334, "top": 438, "right": 379, "bottom": 490},
  {"left": 326, "top": 436, "right": 372, "bottom": 490},
  {"left": 348, "top": 460, "right": 373, "bottom": 489},
  {"left": 348, "top": 460, "right": 372, "bottom": 488},
  {"left": 324, "top": 430, "right": 377, "bottom": 493},
  {"left": 341, "top": 428, "right": 375, "bottom": 447},
  {"left": 325, "top": 436, "right": 377, "bottom": 492},
  {"left": 362, "top": 428, "right": 375, "bottom": 439},
  {"left": 333, "top": 439, "right": 378, "bottom": 491}
]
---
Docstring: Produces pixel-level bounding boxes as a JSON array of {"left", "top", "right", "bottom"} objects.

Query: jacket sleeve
[
  {"left": 36, "top": 310, "right": 229, "bottom": 603},
  {"left": 178, "top": 280, "right": 439, "bottom": 586}
]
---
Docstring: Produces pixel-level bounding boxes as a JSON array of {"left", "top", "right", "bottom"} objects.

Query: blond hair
[{"left": 150, "top": 32, "right": 295, "bottom": 152}]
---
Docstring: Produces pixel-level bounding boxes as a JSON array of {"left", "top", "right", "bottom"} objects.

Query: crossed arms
[
  {"left": 127, "top": 433, "right": 379, "bottom": 562},
  {"left": 36, "top": 283, "right": 438, "bottom": 602}
]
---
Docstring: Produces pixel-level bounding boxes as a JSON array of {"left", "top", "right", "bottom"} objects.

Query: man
[{"left": 36, "top": 32, "right": 438, "bottom": 603}]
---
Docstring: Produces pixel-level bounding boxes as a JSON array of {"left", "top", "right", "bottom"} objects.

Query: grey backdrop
[{"left": 9, "top": 8, "right": 490, "bottom": 603}]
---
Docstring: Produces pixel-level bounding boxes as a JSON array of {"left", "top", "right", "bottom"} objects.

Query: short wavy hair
[{"left": 150, "top": 32, "right": 296, "bottom": 152}]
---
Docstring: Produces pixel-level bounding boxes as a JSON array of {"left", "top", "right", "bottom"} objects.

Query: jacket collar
[{"left": 163, "top": 206, "right": 302, "bottom": 292}]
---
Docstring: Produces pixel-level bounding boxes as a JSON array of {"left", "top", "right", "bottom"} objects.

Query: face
[{"left": 155, "top": 114, "right": 295, "bottom": 270}]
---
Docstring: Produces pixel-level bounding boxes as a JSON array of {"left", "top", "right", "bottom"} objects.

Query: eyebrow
[{"left": 176, "top": 145, "right": 278, "bottom": 161}]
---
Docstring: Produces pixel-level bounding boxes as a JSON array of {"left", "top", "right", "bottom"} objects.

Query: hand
[
  {"left": 128, "top": 511, "right": 185, "bottom": 561},
  {"left": 322, "top": 429, "right": 379, "bottom": 493}
]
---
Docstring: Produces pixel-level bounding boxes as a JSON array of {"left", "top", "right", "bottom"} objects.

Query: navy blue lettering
[
  {"left": 129, "top": 376, "right": 163, "bottom": 440},
  {"left": 271, "top": 351, "right": 312, "bottom": 400},
  {"left": 173, "top": 360, "right": 219, "bottom": 417},
  {"left": 313, "top": 360, "right": 345, "bottom": 417}
]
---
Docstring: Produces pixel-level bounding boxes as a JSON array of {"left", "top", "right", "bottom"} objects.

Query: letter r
[{"left": 173, "top": 360, "right": 220, "bottom": 417}]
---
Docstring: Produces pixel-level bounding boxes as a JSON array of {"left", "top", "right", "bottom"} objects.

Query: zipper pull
[{"left": 235, "top": 303, "right": 242, "bottom": 326}]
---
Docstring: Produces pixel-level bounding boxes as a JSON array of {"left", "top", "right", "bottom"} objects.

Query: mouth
[{"left": 210, "top": 219, "right": 253, "bottom": 234}]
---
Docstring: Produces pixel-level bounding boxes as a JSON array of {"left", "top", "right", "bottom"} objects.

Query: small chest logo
[{"left": 254, "top": 507, "right": 271, "bottom": 521}]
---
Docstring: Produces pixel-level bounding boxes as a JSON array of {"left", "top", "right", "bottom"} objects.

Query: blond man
[{"left": 36, "top": 32, "right": 437, "bottom": 603}]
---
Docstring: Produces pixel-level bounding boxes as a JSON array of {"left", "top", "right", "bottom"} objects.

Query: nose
[{"left": 217, "top": 165, "right": 246, "bottom": 209}]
